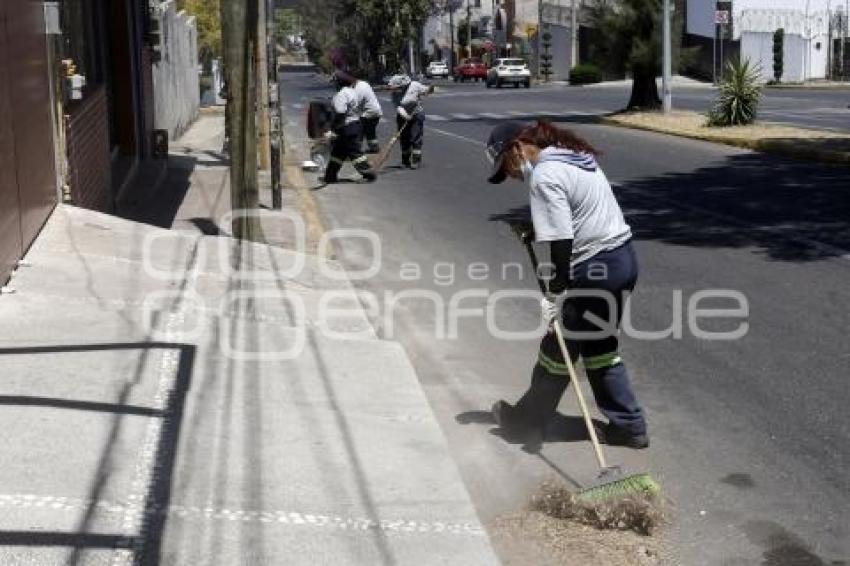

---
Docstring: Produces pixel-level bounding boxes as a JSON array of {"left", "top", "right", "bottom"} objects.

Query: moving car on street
[
  {"left": 486, "top": 58, "right": 531, "bottom": 88},
  {"left": 453, "top": 58, "right": 487, "bottom": 82},
  {"left": 426, "top": 61, "right": 449, "bottom": 79}
]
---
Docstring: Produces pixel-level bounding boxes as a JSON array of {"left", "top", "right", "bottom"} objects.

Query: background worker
[
  {"left": 486, "top": 121, "right": 649, "bottom": 449},
  {"left": 387, "top": 74, "right": 433, "bottom": 169},
  {"left": 352, "top": 74, "right": 383, "bottom": 154},
  {"left": 323, "top": 71, "right": 376, "bottom": 183}
]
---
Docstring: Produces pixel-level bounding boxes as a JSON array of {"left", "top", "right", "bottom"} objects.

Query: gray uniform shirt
[
  {"left": 353, "top": 80, "right": 383, "bottom": 119},
  {"left": 391, "top": 81, "right": 429, "bottom": 115},
  {"left": 529, "top": 147, "right": 632, "bottom": 266},
  {"left": 332, "top": 86, "right": 360, "bottom": 125}
]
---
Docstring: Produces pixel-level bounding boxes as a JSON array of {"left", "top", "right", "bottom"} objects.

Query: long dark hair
[{"left": 515, "top": 120, "right": 599, "bottom": 156}]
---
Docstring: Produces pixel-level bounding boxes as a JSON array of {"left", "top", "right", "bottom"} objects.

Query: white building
[
  {"left": 686, "top": 0, "right": 834, "bottom": 82},
  {"left": 739, "top": 9, "right": 830, "bottom": 82}
]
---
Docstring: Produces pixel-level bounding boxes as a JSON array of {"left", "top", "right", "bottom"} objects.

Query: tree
[
  {"left": 457, "top": 18, "right": 479, "bottom": 52},
  {"left": 299, "top": 0, "right": 432, "bottom": 80},
  {"left": 773, "top": 28, "right": 784, "bottom": 83},
  {"left": 540, "top": 29, "right": 553, "bottom": 82},
  {"left": 177, "top": 0, "right": 222, "bottom": 71},
  {"left": 588, "top": 0, "right": 694, "bottom": 110}
]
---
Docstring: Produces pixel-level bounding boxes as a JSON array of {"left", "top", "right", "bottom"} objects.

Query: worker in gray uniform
[
  {"left": 324, "top": 71, "right": 376, "bottom": 183},
  {"left": 352, "top": 74, "right": 383, "bottom": 154},
  {"left": 387, "top": 74, "right": 433, "bottom": 169}
]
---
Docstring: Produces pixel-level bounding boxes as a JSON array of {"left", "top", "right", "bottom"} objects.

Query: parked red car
[{"left": 453, "top": 58, "right": 487, "bottom": 82}]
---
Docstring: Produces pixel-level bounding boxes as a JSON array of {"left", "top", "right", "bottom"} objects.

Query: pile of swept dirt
[{"left": 489, "top": 480, "right": 673, "bottom": 566}]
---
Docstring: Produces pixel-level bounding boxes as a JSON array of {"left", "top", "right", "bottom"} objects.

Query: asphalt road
[
  {"left": 281, "top": 70, "right": 850, "bottom": 564},
  {"left": 416, "top": 78, "right": 850, "bottom": 132}
]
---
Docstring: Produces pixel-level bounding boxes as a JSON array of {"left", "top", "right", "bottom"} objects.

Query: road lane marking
[
  {"left": 450, "top": 113, "right": 476, "bottom": 120},
  {"left": 426, "top": 114, "right": 448, "bottom": 121},
  {"left": 479, "top": 112, "right": 509, "bottom": 119},
  {"left": 427, "top": 126, "right": 486, "bottom": 147}
]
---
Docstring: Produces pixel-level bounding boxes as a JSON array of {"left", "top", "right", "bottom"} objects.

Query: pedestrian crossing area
[
  {"left": 425, "top": 110, "right": 604, "bottom": 122},
  {"left": 285, "top": 101, "right": 604, "bottom": 123}
]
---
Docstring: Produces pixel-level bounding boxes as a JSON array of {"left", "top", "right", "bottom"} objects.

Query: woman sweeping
[{"left": 486, "top": 121, "right": 649, "bottom": 449}]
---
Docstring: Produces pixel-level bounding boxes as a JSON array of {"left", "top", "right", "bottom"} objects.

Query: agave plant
[{"left": 708, "top": 58, "right": 763, "bottom": 127}]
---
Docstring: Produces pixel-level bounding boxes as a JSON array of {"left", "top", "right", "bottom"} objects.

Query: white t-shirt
[
  {"left": 354, "top": 80, "right": 383, "bottom": 119},
  {"left": 529, "top": 147, "right": 632, "bottom": 266}
]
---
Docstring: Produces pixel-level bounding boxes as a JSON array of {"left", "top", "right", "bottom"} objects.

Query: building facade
[{"left": 686, "top": 0, "right": 835, "bottom": 82}]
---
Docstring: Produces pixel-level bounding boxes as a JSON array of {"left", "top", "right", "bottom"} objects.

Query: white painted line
[
  {"left": 112, "top": 240, "right": 201, "bottom": 566},
  {"left": 0, "top": 493, "right": 486, "bottom": 537},
  {"left": 479, "top": 112, "right": 509, "bottom": 119},
  {"left": 426, "top": 114, "right": 448, "bottom": 121},
  {"left": 427, "top": 126, "right": 486, "bottom": 147},
  {"left": 507, "top": 110, "right": 527, "bottom": 116},
  {"left": 291, "top": 103, "right": 304, "bottom": 109},
  {"left": 450, "top": 113, "right": 476, "bottom": 120}
]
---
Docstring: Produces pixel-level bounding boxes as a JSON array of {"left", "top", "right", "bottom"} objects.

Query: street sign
[{"left": 715, "top": 10, "right": 730, "bottom": 25}]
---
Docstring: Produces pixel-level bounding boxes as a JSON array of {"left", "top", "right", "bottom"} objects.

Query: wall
[
  {"left": 66, "top": 87, "right": 114, "bottom": 212},
  {"left": 152, "top": 1, "right": 200, "bottom": 140},
  {"left": 0, "top": 0, "right": 58, "bottom": 284}
]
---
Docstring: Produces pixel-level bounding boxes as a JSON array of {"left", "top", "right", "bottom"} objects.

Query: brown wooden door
[
  {"left": 7, "top": 0, "right": 57, "bottom": 250},
  {"left": 0, "top": 0, "right": 58, "bottom": 284},
  {"left": 0, "top": 0, "right": 24, "bottom": 285}
]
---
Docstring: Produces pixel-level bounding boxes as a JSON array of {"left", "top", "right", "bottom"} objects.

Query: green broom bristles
[{"left": 575, "top": 472, "right": 661, "bottom": 504}]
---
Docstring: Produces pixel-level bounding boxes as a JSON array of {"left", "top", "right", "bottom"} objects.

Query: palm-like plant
[{"left": 708, "top": 58, "right": 763, "bottom": 127}]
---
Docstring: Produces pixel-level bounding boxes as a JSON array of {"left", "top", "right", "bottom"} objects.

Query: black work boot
[
  {"left": 322, "top": 160, "right": 341, "bottom": 183},
  {"left": 596, "top": 423, "right": 650, "bottom": 449},
  {"left": 366, "top": 140, "right": 380, "bottom": 154},
  {"left": 491, "top": 400, "right": 543, "bottom": 447},
  {"left": 401, "top": 152, "right": 412, "bottom": 168},
  {"left": 353, "top": 159, "right": 377, "bottom": 182},
  {"left": 411, "top": 150, "right": 422, "bottom": 169}
]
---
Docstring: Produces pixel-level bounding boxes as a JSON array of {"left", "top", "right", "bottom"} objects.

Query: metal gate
[{"left": 0, "top": 0, "right": 58, "bottom": 285}]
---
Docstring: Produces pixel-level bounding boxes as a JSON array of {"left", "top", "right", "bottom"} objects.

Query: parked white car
[
  {"left": 486, "top": 58, "right": 531, "bottom": 88},
  {"left": 426, "top": 61, "right": 449, "bottom": 79}
]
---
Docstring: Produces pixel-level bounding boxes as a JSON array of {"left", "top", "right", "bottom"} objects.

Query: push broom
[
  {"left": 370, "top": 118, "right": 411, "bottom": 173},
  {"left": 511, "top": 223, "right": 661, "bottom": 504}
]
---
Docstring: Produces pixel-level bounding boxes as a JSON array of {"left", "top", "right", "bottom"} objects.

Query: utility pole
[
  {"left": 570, "top": 0, "right": 578, "bottom": 68},
  {"left": 449, "top": 5, "right": 455, "bottom": 70},
  {"left": 537, "top": 0, "right": 543, "bottom": 78},
  {"left": 221, "top": 0, "right": 263, "bottom": 240},
  {"left": 268, "top": 0, "right": 282, "bottom": 210},
  {"left": 467, "top": 0, "right": 472, "bottom": 59},
  {"left": 662, "top": 0, "right": 672, "bottom": 112},
  {"left": 257, "top": 0, "right": 271, "bottom": 171}
]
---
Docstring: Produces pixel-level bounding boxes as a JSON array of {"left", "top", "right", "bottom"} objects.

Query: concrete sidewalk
[{"left": 0, "top": 116, "right": 499, "bottom": 564}]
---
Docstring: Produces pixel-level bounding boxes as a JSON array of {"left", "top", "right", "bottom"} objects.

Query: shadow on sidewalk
[{"left": 0, "top": 340, "right": 195, "bottom": 566}]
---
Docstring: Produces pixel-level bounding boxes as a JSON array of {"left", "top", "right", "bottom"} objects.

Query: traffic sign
[{"left": 715, "top": 10, "right": 730, "bottom": 25}]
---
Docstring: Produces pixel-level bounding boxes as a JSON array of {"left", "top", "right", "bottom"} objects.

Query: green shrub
[
  {"left": 773, "top": 28, "right": 784, "bottom": 83},
  {"left": 569, "top": 63, "right": 602, "bottom": 85},
  {"left": 708, "top": 58, "right": 762, "bottom": 127}
]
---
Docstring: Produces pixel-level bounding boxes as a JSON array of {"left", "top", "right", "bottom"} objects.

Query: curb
[{"left": 599, "top": 116, "right": 850, "bottom": 166}]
